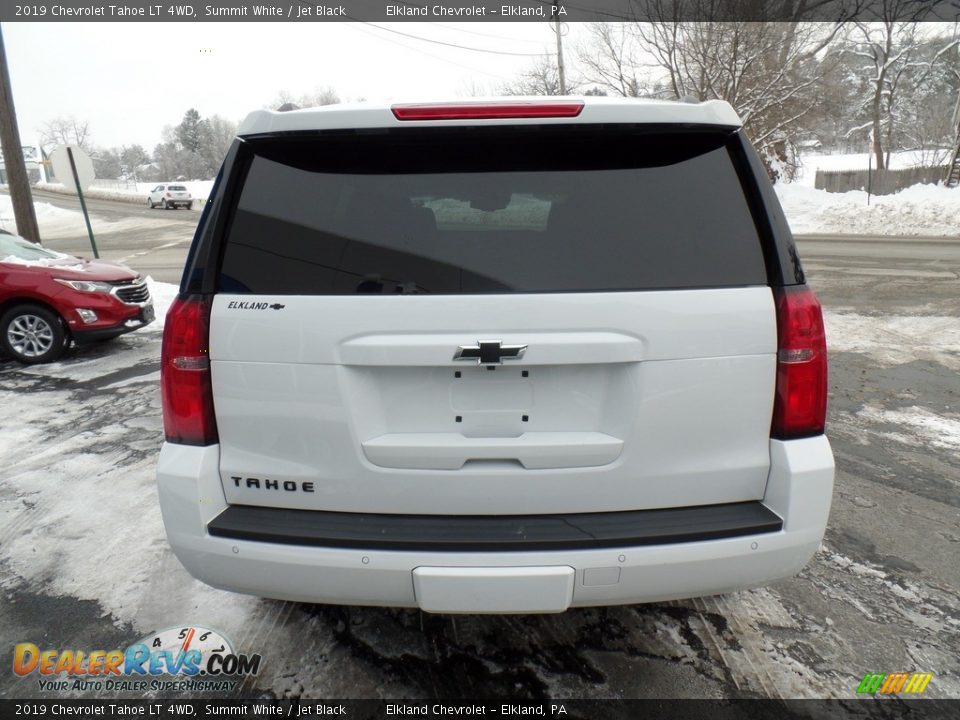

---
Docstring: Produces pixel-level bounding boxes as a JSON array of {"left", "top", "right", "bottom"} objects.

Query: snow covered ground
[
  {"left": 775, "top": 183, "right": 960, "bottom": 237},
  {"left": 0, "top": 193, "right": 82, "bottom": 237},
  {"left": 2, "top": 272, "right": 959, "bottom": 699},
  {"left": 3, "top": 147, "right": 959, "bottom": 699},
  {"left": 33, "top": 180, "right": 214, "bottom": 208},
  {"left": 768, "top": 149, "right": 959, "bottom": 237},
  {"left": 0, "top": 192, "right": 185, "bottom": 240},
  {"left": 825, "top": 311, "right": 960, "bottom": 371}
]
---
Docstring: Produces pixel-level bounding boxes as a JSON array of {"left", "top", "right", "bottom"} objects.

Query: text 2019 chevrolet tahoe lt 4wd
[{"left": 157, "top": 98, "right": 833, "bottom": 613}]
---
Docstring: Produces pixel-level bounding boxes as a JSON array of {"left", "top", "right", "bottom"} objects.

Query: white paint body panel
[
  {"left": 156, "top": 436, "right": 834, "bottom": 612},
  {"left": 237, "top": 97, "right": 742, "bottom": 137},
  {"left": 209, "top": 288, "right": 777, "bottom": 515}
]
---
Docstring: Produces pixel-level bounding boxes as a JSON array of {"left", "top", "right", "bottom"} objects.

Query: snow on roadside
[
  {"left": 824, "top": 311, "right": 960, "bottom": 371},
  {"left": 1, "top": 189, "right": 184, "bottom": 239},
  {"left": 0, "top": 192, "right": 83, "bottom": 236},
  {"left": 0, "top": 274, "right": 258, "bottom": 637},
  {"left": 776, "top": 183, "right": 960, "bottom": 237},
  {"left": 35, "top": 180, "right": 213, "bottom": 209},
  {"left": 857, "top": 404, "right": 960, "bottom": 453},
  {"left": 145, "top": 278, "right": 179, "bottom": 331}
]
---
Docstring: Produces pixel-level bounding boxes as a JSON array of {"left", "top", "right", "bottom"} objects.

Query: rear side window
[{"left": 219, "top": 126, "right": 767, "bottom": 294}]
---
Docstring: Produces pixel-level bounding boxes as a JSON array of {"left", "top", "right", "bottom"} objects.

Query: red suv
[{"left": 0, "top": 231, "right": 153, "bottom": 364}]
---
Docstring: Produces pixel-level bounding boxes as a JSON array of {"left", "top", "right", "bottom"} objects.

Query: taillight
[
  {"left": 391, "top": 102, "right": 584, "bottom": 121},
  {"left": 772, "top": 286, "right": 828, "bottom": 439},
  {"left": 161, "top": 295, "right": 218, "bottom": 445},
  {"left": 165, "top": 192, "right": 171, "bottom": 198}
]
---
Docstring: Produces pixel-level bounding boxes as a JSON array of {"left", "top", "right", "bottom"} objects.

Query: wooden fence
[{"left": 814, "top": 165, "right": 948, "bottom": 195}]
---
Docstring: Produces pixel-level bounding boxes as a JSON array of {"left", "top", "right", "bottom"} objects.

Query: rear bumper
[{"left": 156, "top": 436, "right": 833, "bottom": 612}]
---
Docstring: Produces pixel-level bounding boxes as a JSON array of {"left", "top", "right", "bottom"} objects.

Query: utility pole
[
  {"left": 0, "top": 26, "right": 40, "bottom": 244},
  {"left": 552, "top": 0, "right": 567, "bottom": 95}
]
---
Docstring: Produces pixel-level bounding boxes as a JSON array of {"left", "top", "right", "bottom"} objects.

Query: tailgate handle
[{"left": 362, "top": 431, "right": 623, "bottom": 470}]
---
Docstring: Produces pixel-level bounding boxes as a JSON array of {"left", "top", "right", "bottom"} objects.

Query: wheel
[
  {"left": 186, "top": 202, "right": 193, "bottom": 210},
  {"left": 0, "top": 304, "right": 68, "bottom": 364},
  {"left": 165, "top": 201, "right": 173, "bottom": 209},
  {"left": 148, "top": 197, "right": 154, "bottom": 208}
]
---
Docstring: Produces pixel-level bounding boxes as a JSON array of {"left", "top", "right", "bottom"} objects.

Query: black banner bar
[
  {"left": 1, "top": 1, "right": 958, "bottom": 23},
  {"left": 2, "top": 700, "right": 960, "bottom": 720}
]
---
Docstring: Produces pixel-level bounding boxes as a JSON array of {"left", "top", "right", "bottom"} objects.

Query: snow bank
[
  {"left": 0, "top": 191, "right": 88, "bottom": 236},
  {"left": 775, "top": 183, "right": 960, "bottom": 237},
  {"left": 145, "top": 278, "right": 179, "bottom": 331},
  {"left": 35, "top": 180, "right": 213, "bottom": 209},
  {"left": 795, "top": 150, "right": 939, "bottom": 187},
  {"left": 133, "top": 180, "right": 214, "bottom": 201}
]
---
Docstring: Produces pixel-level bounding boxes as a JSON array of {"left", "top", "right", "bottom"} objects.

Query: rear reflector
[
  {"left": 772, "top": 286, "right": 828, "bottom": 439},
  {"left": 392, "top": 102, "right": 584, "bottom": 121},
  {"left": 161, "top": 295, "right": 218, "bottom": 446}
]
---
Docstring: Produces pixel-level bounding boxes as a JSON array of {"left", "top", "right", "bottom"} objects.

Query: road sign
[
  {"left": 49, "top": 144, "right": 94, "bottom": 190},
  {"left": 49, "top": 144, "right": 99, "bottom": 257}
]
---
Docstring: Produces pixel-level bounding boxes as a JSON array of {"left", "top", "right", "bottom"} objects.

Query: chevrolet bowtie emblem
[{"left": 453, "top": 340, "right": 527, "bottom": 365}]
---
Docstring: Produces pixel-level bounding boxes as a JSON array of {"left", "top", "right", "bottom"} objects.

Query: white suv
[
  {"left": 148, "top": 183, "right": 193, "bottom": 210},
  {"left": 157, "top": 98, "right": 833, "bottom": 613}
]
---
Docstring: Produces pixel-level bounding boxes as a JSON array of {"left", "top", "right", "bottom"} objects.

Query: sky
[{"left": 2, "top": 21, "right": 589, "bottom": 151}]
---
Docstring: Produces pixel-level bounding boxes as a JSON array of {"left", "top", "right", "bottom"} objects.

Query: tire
[
  {"left": 187, "top": 202, "right": 193, "bottom": 210},
  {"left": 165, "top": 201, "right": 173, "bottom": 210},
  {"left": 0, "top": 304, "right": 68, "bottom": 364}
]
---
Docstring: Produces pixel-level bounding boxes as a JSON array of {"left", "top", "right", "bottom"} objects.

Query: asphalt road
[
  {"left": 2, "top": 188, "right": 200, "bottom": 284},
  {"left": 0, "top": 191, "right": 958, "bottom": 701}
]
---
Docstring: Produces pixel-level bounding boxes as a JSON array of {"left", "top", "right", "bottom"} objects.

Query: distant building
[{"left": 0, "top": 144, "right": 46, "bottom": 184}]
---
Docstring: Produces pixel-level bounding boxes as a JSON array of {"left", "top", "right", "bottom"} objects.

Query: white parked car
[
  {"left": 148, "top": 183, "right": 192, "bottom": 210},
  {"left": 157, "top": 97, "right": 834, "bottom": 613}
]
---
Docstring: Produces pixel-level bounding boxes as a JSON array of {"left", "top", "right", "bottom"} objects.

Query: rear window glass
[
  {"left": 168, "top": 185, "right": 188, "bottom": 191},
  {"left": 219, "top": 126, "right": 767, "bottom": 294}
]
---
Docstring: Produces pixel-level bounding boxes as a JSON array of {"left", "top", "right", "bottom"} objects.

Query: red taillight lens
[
  {"left": 161, "top": 295, "right": 218, "bottom": 445},
  {"left": 772, "top": 286, "right": 828, "bottom": 439},
  {"left": 391, "top": 102, "right": 584, "bottom": 121},
  {"left": 165, "top": 192, "right": 171, "bottom": 197}
]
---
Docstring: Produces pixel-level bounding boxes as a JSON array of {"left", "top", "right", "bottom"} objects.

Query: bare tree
[
  {"left": 501, "top": 56, "right": 572, "bottom": 96},
  {"left": 456, "top": 79, "right": 496, "bottom": 98},
  {"left": 199, "top": 115, "right": 237, "bottom": 175},
  {"left": 269, "top": 87, "right": 340, "bottom": 110},
  {"left": 842, "top": 1, "right": 947, "bottom": 168},
  {"left": 39, "top": 115, "right": 92, "bottom": 153},
  {"left": 629, "top": 18, "right": 842, "bottom": 172},
  {"left": 576, "top": 23, "right": 645, "bottom": 97}
]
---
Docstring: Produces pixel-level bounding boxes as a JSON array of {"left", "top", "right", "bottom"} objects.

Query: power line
[
  {"left": 293, "top": 0, "right": 554, "bottom": 57},
  {"left": 529, "top": 0, "right": 636, "bottom": 23},
  {"left": 430, "top": 22, "right": 557, "bottom": 45},
  {"left": 359, "top": 22, "right": 554, "bottom": 57},
  {"left": 341, "top": 22, "right": 514, "bottom": 82}
]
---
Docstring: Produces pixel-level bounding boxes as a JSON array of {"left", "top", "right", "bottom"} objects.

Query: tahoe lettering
[{"left": 231, "top": 477, "right": 315, "bottom": 493}]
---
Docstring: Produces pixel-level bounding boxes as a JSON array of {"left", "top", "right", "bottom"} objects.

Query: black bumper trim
[
  {"left": 207, "top": 501, "right": 783, "bottom": 552},
  {"left": 72, "top": 324, "right": 142, "bottom": 343},
  {"left": 72, "top": 309, "right": 154, "bottom": 344}
]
